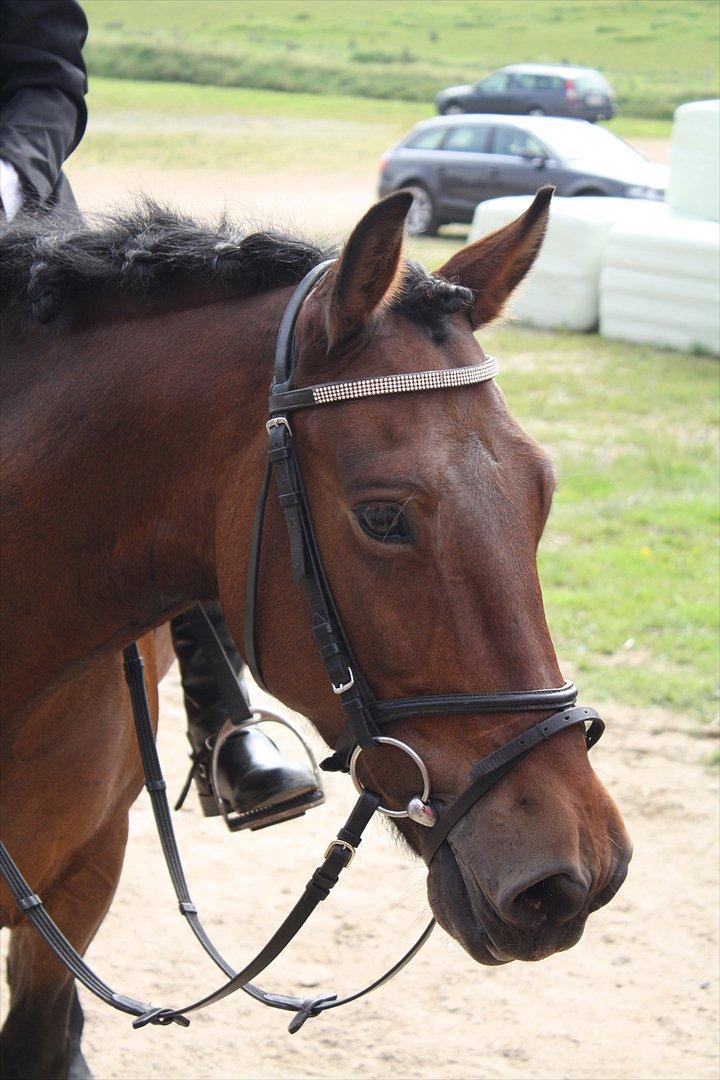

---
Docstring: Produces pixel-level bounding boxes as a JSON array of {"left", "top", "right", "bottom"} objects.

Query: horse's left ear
[
  {"left": 435, "top": 186, "right": 553, "bottom": 329},
  {"left": 324, "top": 191, "right": 412, "bottom": 349}
]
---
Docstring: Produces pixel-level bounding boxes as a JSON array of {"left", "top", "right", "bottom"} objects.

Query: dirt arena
[
  {"left": 2, "top": 145, "right": 718, "bottom": 1079},
  {"left": 73, "top": 669, "right": 718, "bottom": 1080}
]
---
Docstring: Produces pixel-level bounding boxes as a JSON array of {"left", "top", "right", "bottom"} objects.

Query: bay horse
[{"left": 0, "top": 189, "right": 631, "bottom": 1078}]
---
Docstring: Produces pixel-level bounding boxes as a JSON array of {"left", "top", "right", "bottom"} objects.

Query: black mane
[{"left": 0, "top": 202, "right": 473, "bottom": 334}]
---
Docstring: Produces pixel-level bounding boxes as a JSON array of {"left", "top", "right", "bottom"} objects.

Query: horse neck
[{"left": 1, "top": 287, "right": 289, "bottom": 714}]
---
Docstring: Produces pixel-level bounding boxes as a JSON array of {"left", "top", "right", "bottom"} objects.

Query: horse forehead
[
  {"left": 321, "top": 376, "right": 520, "bottom": 465},
  {"left": 325, "top": 402, "right": 531, "bottom": 504}
]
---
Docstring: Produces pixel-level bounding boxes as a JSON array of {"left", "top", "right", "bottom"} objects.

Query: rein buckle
[{"left": 324, "top": 839, "right": 356, "bottom": 865}]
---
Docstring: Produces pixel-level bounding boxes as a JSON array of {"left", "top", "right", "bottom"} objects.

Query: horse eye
[{"left": 355, "top": 502, "right": 412, "bottom": 544}]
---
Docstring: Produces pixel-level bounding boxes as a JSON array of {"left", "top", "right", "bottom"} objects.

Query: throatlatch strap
[{"left": 243, "top": 460, "right": 272, "bottom": 691}]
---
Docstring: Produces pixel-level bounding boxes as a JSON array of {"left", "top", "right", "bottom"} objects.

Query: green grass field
[
  {"left": 71, "top": 73, "right": 719, "bottom": 729},
  {"left": 477, "top": 325, "right": 718, "bottom": 726},
  {"left": 77, "top": 76, "right": 670, "bottom": 177},
  {"left": 83, "top": 0, "right": 718, "bottom": 120}
]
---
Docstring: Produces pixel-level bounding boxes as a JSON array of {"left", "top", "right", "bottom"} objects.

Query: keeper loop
[{"left": 19, "top": 893, "right": 41, "bottom": 912}]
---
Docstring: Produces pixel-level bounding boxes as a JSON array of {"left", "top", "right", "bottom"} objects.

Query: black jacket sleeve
[{"left": 0, "top": 0, "right": 88, "bottom": 202}]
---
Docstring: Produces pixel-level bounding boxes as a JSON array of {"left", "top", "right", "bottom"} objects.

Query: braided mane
[{"left": 0, "top": 201, "right": 473, "bottom": 333}]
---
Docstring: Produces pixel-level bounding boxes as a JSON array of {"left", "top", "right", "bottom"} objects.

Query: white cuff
[{"left": 0, "top": 160, "right": 24, "bottom": 221}]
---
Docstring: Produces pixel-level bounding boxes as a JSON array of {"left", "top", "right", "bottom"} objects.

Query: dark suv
[
  {"left": 436, "top": 64, "right": 615, "bottom": 122},
  {"left": 378, "top": 115, "right": 667, "bottom": 234}
]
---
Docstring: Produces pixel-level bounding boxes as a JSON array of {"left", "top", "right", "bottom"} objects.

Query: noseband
[
  {"left": 243, "top": 260, "right": 604, "bottom": 862},
  {"left": 0, "top": 261, "right": 605, "bottom": 1034}
]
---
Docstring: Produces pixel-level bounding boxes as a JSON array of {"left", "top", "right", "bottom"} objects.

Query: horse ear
[
  {"left": 324, "top": 191, "right": 412, "bottom": 349},
  {"left": 434, "top": 187, "right": 553, "bottom": 329}
]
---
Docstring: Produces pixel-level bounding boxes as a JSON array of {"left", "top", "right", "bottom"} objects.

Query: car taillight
[{"left": 565, "top": 79, "right": 578, "bottom": 103}]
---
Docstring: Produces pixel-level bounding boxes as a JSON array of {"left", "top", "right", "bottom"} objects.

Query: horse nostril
[{"left": 500, "top": 872, "right": 589, "bottom": 930}]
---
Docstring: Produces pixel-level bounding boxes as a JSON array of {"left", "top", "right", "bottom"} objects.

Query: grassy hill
[{"left": 83, "top": 0, "right": 718, "bottom": 120}]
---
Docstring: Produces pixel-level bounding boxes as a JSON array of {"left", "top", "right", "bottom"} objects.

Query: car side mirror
[{"left": 519, "top": 151, "right": 547, "bottom": 168}]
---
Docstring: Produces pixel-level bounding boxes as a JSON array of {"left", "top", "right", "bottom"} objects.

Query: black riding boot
[{"left": 170, "top": 603, "right": 320, "bottom": 828}]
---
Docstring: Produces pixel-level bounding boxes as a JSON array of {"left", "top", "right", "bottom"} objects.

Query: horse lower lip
[
  {"left": 482, "top": 934, "right": 515, "bottom": 963},
  {"left": 590, "top": 860, "right": 629, "bottom": 911}
]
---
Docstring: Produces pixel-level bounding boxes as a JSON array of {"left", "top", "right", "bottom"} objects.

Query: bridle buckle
[
  {"left": 266, "top": 416, "right": 292, "bottom": 436},
  {"left": 331, "top": 668, "right": 355, "bottom": 695},
  {"left": 324, "top": 839, "right": 356, "bottom": 865}
]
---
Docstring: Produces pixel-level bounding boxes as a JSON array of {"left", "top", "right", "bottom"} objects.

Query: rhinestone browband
[{"left": 268, "top": 356, "right": 499, "bottom": 413}]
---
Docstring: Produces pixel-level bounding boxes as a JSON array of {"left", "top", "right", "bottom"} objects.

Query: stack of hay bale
[
  {"left": 600, "top": 100, "right": 719, "bottom": 355},
  {"left": 468, "top": 100, "right": 719, "bottom": 355},
  {"left": 468, "top": 195, "right": 666, "bottom": 332}
]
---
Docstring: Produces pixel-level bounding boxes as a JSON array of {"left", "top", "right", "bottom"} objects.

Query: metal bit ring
[{"left": 349, "top": 737, "right": 431, "bottom": 818}]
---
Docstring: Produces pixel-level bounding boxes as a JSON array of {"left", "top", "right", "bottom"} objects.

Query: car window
[
  {"left": 574, "top": 72, "right": 610, "bottom": 94},
  {"left": 492, "top": 127, "right": 546, "bottom": 158},
  {"left": 477, "top": 73, "right": 508, "bottom": 93},
  {"left": 404, "top": 128, "right": 446, "bottom": 151},
  {"left": 442, "top": 125, "right": 492, "bottom": 153},
  {"left": 512, "top": 74, "right": 559, "bottom": 90},
  {"left": 543, "top": 123, "right": 641, "bottom": 165},
  {"left": 509, "top": 73, "right": 542, "bottom": 90}
]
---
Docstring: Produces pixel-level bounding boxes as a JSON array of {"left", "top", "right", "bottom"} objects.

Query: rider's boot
[{"left": 170, "top": 603, "right": 322, "bottom": 830}]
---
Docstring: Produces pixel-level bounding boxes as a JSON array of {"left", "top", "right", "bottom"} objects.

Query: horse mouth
[{"left": 426, "top": 843, "right": 590, "bottom": 965}]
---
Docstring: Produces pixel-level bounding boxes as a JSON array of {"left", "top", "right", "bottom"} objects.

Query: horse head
[{"left": 223, "top": 189, "right": 631, "bottom": 966}]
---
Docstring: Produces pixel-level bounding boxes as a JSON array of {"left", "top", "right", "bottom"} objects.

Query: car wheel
[
  {"left": 573, "top": 188, "right": 605, "bottom": 197},
  {"left": 404, "top": 185, "right": 438, "bottom": 236},
  {"left": 528, "top": 106, "right": 546, "bottom": 116},
  {"left": 441, "top": 102, "right": 464, "bottom": 115}
]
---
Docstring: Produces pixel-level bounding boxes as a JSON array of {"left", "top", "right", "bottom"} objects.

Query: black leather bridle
[
  {"left": 0, "top": 261, "right": 604, "bottom": 1033},
  {"left": 244, "top": 260, "right": 604, "bottom": 863}
]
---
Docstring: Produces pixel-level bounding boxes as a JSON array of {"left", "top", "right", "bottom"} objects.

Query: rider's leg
[{"left": 170, "top": 603, "right": 319, "bottom": 824}]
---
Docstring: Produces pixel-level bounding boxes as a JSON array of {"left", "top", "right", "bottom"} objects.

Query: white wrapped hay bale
[
  {"left": 600, "top": 209, "right": 720, "bottom": 355},
  {"left": 669, "top": 100, "right": 720, "bottom": 223},
  {"left": 468, "top": 195, "right": 665, "bottom": 331}
]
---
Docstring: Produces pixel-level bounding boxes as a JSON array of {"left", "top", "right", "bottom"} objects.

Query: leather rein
[{"left": 0, "top": 261, "right": 604, "bottom": 1033}]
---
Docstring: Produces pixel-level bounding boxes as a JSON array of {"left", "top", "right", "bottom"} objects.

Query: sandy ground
[
  {"left": 66, "top": 164, "right": 376, "bottom": 240},
  {"left": 2, "top": 665, "right": 718, "bottom": 1079},
  {"left": 64, "top": 668, "right": 718, "bottom": 1080}
]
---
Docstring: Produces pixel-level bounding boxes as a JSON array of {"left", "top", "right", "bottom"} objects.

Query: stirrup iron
[{"left": 208, "top": 710, "right": 325, "bottom": 832}]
